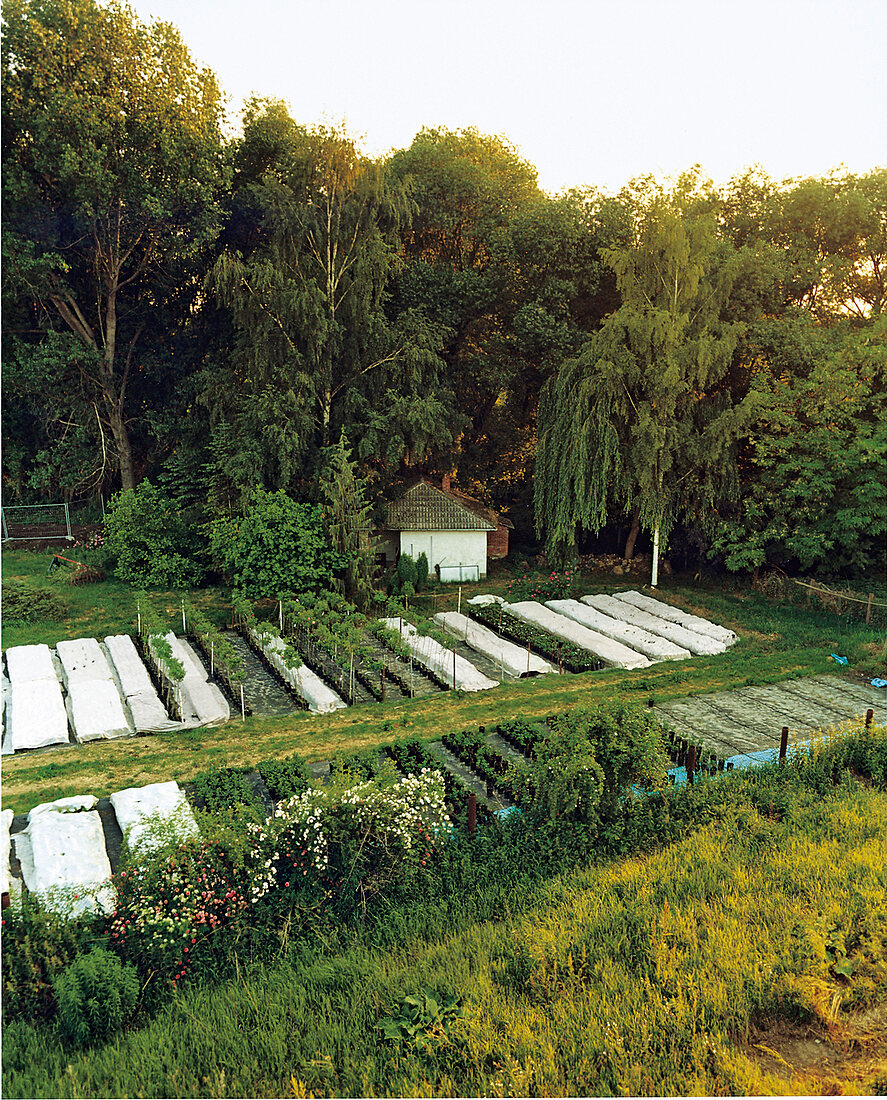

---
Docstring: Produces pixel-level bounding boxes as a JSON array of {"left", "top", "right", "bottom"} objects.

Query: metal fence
[{"left": 2, "top": 496, "right": 106, "bottom": 542}]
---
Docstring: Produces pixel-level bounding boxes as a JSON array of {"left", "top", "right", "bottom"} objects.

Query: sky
[{"left": 125, "top": 0, "right": 886, "bottom": 195}]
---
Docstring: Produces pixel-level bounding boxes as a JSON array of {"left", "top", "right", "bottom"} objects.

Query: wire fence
[{"left": 752, "top": 569, "right": 887, "bottom": 629}]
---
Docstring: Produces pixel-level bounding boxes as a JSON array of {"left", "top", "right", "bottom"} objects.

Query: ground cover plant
[{"left": 2, "top": 720, "right": 885, "bottom": 1097}]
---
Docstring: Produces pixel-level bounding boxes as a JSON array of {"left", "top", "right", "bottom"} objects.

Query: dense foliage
[{"left": 2, "top": 0, "right": 884, "bottom": 582}]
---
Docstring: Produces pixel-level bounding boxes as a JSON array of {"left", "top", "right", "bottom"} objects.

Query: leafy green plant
[
  {"left": 53, "top": 948, "right": 140, "bottom": 1047},
  {"left": 376, "top": 988, "right": 465, "bottom": 1050},
  {"left": 256, "top": 754, "right": 313, "bottom": 802},
  {"left": 1, "top": 897, "right": 91, "bottom": 1023},
  {"left": 415, "top": 551, "right": 429, "bottom": 592},
  {"left": 104, "top": 480, "right": 207, "bottom": 587}
]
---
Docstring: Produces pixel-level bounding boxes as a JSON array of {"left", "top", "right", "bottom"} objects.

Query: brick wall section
[{"left": 487, "top": 525, "right": 510, "bottom": 559}]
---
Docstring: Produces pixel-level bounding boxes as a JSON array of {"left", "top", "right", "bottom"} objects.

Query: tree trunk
[
  {"left": 624, "top": 507, "right": 641, "bottom": 560},
  {"left": 108, "top": 402, "right": 135, "bottom": 491},
  {"left": 103, "top": 282, "right": 136, "bottom": 491}
]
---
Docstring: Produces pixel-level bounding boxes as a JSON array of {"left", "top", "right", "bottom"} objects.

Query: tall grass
[{"left": 4, "top": 733, "right": 886, "bottom": 1098}]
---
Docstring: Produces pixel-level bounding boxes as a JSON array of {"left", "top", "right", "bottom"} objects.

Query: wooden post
[
  {"left": 527, "top": 639, "right": 532, "bottom": 676},
  {"left": 467, "top": 792, "right": 477, "bottom": 836},
  {"left": 240, "top": 684, "right": 245, "bottom": 720},
  {"left": 453, "top": 645, "right": 457, "bottom": 689},
  {"left": 687, "top": 744, "right": 696, "bottom": 785},
  {"left": 380, "top": 668, "right": 386, "bottom": 702},
  {"left": 181, "top": 599, "right": 186, "bottom": 634},
  {"left": 210, "top": 640, "right": 214, "bottom": 677},
  {"left": 866, "top": 593, "right": 874, "bottom": 625},
  {"left": 866, "top": 708, "right": 874, "bottom": 730},
  {"left": 779, "top": 725, "right": 789, "bottom": 762}
]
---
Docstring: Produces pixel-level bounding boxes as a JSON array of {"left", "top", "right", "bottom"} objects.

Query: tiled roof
[{"left": 385, "top": 481, "right": 496, "bottom": 532}]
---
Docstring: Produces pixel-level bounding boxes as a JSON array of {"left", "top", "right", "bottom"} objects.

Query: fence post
[
  {"left": 240, "top": 684, "right": 245, "bottom": 721},
  {"left": 63, "top": 501, "right": 72, "bottom": 541},
  {"left": 380, "top": 668, "right": 386, "bottom": 702},
  {"left": 866, "top": 593, "right": 874, "bottom": 625},
  {"left": 687, "top": 744, "right": 696, "bottom": 785},
  {"left": 467, "top": 792, "right": 477, "bottom": 836},
  {"left": 866, "top": 708, "right": 874, "bottom": 730},
  {"left": 181, "top": 599, "right": 186, "bottom": 634},
  {"left": 779, "top": 725, "right": 789, "bottom": 762}
]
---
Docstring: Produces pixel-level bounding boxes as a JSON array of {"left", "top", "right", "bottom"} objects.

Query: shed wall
[{"left": 399, "top": 530, "right": 488, "bottom": 578}]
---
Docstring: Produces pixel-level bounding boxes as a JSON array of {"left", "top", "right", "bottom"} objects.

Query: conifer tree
[{"left": 319, "top": 431, "right": 377, "bottom": 608}]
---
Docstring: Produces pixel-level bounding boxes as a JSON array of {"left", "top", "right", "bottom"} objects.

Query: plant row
[{"left": 467, "top": 601, "right": 604, "bottom": 673}]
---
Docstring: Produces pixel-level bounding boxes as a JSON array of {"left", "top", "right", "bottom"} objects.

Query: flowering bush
[
  {"left": 506, "top": 566, "right": 576, "bottom": 602},
  {"left": 270, "top": 770, "right": 451, "bottom": 914},
  {"left": 107, "top": 829, "right": 275, "bottom": 992}
]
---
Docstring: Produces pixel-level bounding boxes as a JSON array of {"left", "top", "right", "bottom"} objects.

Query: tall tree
[
  {"left": 535, "top": 176, "right": 754, "bottom": 582},
  {"left": 319, "top": 431, "right": 377, "bottom": 608},
  {"left": 2, "top": 0, "right": 223, "bottom": 491}
]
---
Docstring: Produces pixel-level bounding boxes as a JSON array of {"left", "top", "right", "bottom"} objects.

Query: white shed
[{"left": 383, "top": 480, "right": 497, "bottom": 580}]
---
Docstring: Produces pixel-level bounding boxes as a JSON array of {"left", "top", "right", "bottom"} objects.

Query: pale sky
[{"left": 126, "top": 0, "right": 886, "bottom": 195}]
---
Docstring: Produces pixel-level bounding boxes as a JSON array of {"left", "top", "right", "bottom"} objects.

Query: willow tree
[
  {"left": 2, "top": 0, "right": 223, "bottom": 491},
  {"left": 535, "top": 178, "right": 754, "bottom": 584}
]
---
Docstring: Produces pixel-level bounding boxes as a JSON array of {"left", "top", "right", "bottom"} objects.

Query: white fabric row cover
[
  {"left": 382, "top": 619, "right": 500, "bottom": 691},
  {"left": 582, "top": 594, "right": 727, "bottom": 656},
  {"left": 66, "top": 680, "right": 132, "bottom": 743},
  {"left": 506, "top": 602, "right": 652, "bottom": 670},
  {"left": 105, "top": 634, "right": 179, "bottom": 733},
  {"left": 467, "top": 594, "right": 506, "bottom": 607},
  {"left": 12, "top": 796, "right": 114, "bottom": 917},
  {"left": 155, "top": 633, "right": 230, "bottom": 726},
  {"left": 434, "top": 612, "right": 554, "bottom": 677},
  {"left": 55, "top": 637, "right": 114, "bottom": 687},
  {"left": 5, "top": 643, "right": 57, "bottom": 684},
  {"left": 110, "top": 781, "right": 200, "bottom": 855},
  {"left": 545, "top": 599, "right": 691, "bottom": 662},
  {"left": 253, "top": 630, "right": 348, "bottom": 714},
  {"left": 7, "top": 678, "right": 70, "bottom": 750},
  {"left": 613, "top": 590, "right": 737, "bottom": 645},
  {"left": 1, "top": 808, "right": 13, "bottom": 895}
]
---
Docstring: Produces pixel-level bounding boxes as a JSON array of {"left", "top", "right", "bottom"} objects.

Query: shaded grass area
[
  {"left": 3, "top": 548, "right": 883, "bottom": 813},
  {"left": 4, "top": 774, "right": 885, "bottom": 1098}
]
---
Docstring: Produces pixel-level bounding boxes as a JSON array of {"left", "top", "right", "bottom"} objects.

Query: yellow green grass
[{"left": 4, "top": 774, "right": 885, "bottom": 1097}]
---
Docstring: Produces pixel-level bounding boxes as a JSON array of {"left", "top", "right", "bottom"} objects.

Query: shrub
[
  {"left": 1, "top": 898, "right": 89, "bottom": 1023},
  {"left": 1, "top": 580, "right": 68, "bottom": 623},
  {"left": 210, "top": 490, "right": 346, "bottom": 598},
  {"left": 53, "top": 948, "right": 139, "bottom": 1047},
  {"left": 104, "top": 480, "right": 207, "bottom": 587},
  {"left": 415, "top": 551, "right": 429, "bottom": 592},
  {"left": 257, "top": 754, "right": 312, "bottom": 802}
]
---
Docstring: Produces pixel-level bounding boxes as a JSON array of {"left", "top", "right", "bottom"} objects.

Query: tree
[
  {"left": 319, "top": 431, "right": 377, "bottom": 609},
  {"left": 208, "top": 108, "right": 413, "bottom": 485},
  {"left": 535, "top": 176, "right": 754, "bottom": 582},
  {"left": 710, "top": 317, "right": 887, "bottom": 577},
  {"left": 209, "top": 490, "right": 347, "bottom": 598},
  {"left": 2, "top": 0, "right": 223, "bottom": 491}
]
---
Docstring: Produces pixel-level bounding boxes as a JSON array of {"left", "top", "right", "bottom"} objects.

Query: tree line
[{"left": 3, "top": 0, "right": 885, "bottom": 580}]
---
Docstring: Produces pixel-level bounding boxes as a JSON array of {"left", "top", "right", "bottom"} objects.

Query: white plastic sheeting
[
  {"left": 506, "top": 602, "right": 652, "bottom": 670},
  {"left": 7, "top": 679, "right": 70, "bottom": 750},
  {"left": 67, "top": 680, "right": 132, "bottom": 743},
  {"left": 105, "top": 634, "right": 178, "bottom": 733},
  {"left": 253, "top": 630, "right": 348, "bottom": 714},
  {"left": 13, "top": 797, "right": 114, "bottom": 917},
  {"left": 466, "top": 594, "right": 506, "bottom": 607},
  {"left": 2, "top": 808, "right": 13, "bottom": 895},
  {"left": 110, "top": 781, "right": 199, "bottom": 855},
  {"left": 382, "top": 619, "right": 500, "bottom": 691},
  {"left": 612, "top": 590, "right": 737, "bottom": 645},
  {"left": 1, "top": 673, "right": 10, "bottom": 755},
  {"left": 5, "top": 643, "right": 57, "bottom": 684},
  {"left": 581, "top": 594, "right": 727, "bottom": 656},
  {"left": 434, "top": 612, "right": 554, "bottom": 677},
  {"left": 545, "top": 599, "right": 691, "bottom": 662},
  {"left": 56, "top": 637, "right": 114, "bottom": 686},
  {"left": 155, "top": 633, "right": 230, "bottom": 726}
]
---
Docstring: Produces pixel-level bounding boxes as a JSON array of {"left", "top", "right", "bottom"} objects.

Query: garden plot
[
  {"left": 506, "top": 602, "right": 651, "bottom": 670},
  {"left": 433, "top": 612, "right": 554, "bottom": 677},
  {"left": 582, "top": 594, "right": 727, "bottom": 656},
  {"left": 58, "top": 637, "right": 132, "bottom": 743},
  {"left": 12, "top": 795, "right": 115, "bottom": 917},
  {"left": 612, "top": 591, "right": 737, "bottom": 645},
  {"left": 251, "top": 630, "right": 347, "bottom": 714},
  {"left": 3, "top": 643, "right": 71, "bottom": 750},
  {"left": 382, "top": 619, "right": 499, "bottom": 691},
  {"left": 155, "top": 633, "right": 230, "bottom": 726},
  {"left": 545, "top": 599, "right": 690, "bottom": 662},
  {"left": 105, "top": 634, "right": 179, "bottom": 733},
  {"left": 110, "top": 781, "right": 200, "bottom": 855}
]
